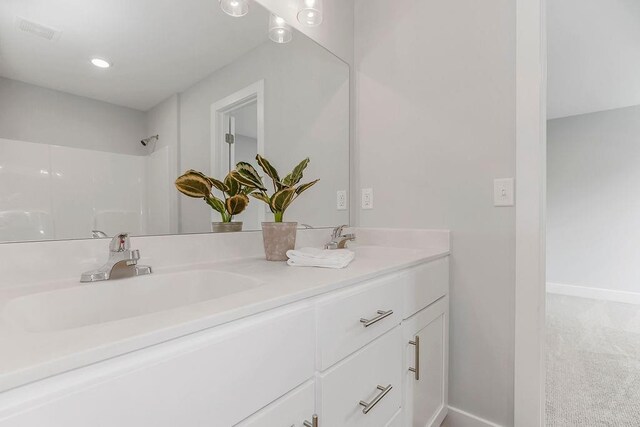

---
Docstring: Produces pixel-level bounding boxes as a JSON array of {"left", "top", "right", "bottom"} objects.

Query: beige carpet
[{"left": 546, "top": 293, "right": 640, "bottom": 426}]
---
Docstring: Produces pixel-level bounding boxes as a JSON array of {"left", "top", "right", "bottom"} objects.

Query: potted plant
[
  {"left": 175, "top": 169, "right": 250, "bottom": 233},
  {"left": 230, "top": 155, "right": 319, "bottom": 261}
]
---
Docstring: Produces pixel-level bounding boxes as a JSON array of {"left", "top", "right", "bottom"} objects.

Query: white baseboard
[
  {"left": 547, "top": 282, "right": 640, "bottom": 305},
  {"left": 441, "top": 406, "right": 503, "bottom": 427}
]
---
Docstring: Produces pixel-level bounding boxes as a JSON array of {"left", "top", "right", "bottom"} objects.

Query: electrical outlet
[
  {"left": 336, "top": 190, "right": 347, "bottom": 210},
  {"left": 361, "top": 188, "right": 373, "bottom": 210},
  {"left": 494, "top": 178, "right": 515, "bottom": 206}
]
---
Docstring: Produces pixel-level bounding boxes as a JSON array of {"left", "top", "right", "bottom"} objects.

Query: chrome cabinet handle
[
  {"left": 409, "top": 336, "right": 420, "bottom": 380},
  {"left": 359, "top": 384, "right": 393, "bottom": 414},
  {"left": 303, "top": 414, "right": 318, "bottom": 427},
  {"left": 360, "top": 309, "right": 393, "bottom": 327}
]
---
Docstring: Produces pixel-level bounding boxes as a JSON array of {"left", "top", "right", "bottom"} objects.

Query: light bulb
[
  {"left": 219, "top": 0, "right": 248, "bottom": 17},
  {"left": 91, "top": 58, "right": 110, "bottom": 68},
  {"left": 297, "top": 0, "right": 323, "bottom": 27},
  {"left": 269, "top": 14, "right": 292, "bottom": 44}
]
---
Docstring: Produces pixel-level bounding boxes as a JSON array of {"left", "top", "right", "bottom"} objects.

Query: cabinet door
[
  {"left": 0, "top": 305, "right": 315, "bottom": 427},
  {"left": 319, "top": 327, "right": 402, "bottom": 427},
  {"left": 403, "top": 296, "right": 448, "bottom": 427},
  {"left": 235, "top": 380, "right": 316, "bottom": 427}
]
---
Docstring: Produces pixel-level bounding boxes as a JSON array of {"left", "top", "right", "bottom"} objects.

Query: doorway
[
  {"left": 544, "top": 1, "right": 640, "bottom": 423},
  {"left": 211, "top": 81, "right": 265, "bottom": 230}
]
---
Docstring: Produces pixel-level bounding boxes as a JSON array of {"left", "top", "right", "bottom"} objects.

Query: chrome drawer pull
[
  {"left": 359, "top": 384, "right": 393, "bottom": 414},
  {"left": 303, "top": 414, "right": 318, "bottom": 427},
  {"left": 409, "top": 336, "right": 420, "bottom": 380},
  {"left": 360, "top": 309, "right": 393, "bottom": 327}
]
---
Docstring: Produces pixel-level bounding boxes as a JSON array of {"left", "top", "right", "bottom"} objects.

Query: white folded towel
[{"left": 286, "top": 247, "right": 355, "bottom": 269}]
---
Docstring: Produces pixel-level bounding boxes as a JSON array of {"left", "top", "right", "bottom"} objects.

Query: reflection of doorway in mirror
[{"left": 211, "top": 81, "right": 265, "bottom": 231}]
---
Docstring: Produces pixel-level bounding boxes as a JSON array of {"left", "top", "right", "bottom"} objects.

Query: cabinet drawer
[
  {"left": 404, "top": 257, "right": 449, "bottom": 319},
  {"left": 0, "top": 305, "right": 315, "bottom": 427},
  {"left": 318, "top": 327, "right": 402, "bottom": 427},
  {"left": 235, "top": 380, "right": 315, "bottom": 427},
  {"left": 316, "top": 273, "right": 405, "bottom": 370}
]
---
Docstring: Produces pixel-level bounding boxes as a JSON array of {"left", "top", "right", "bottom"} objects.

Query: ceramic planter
[
  {"left": 211, "top": 222, "right": 243, "bottom": 233},
  {"left": 261, "top": 222, "right": 297, "bottom": 261}
]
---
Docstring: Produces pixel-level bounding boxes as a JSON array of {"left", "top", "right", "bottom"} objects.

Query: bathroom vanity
[
  {"left": 0, "top": 228, "right": 449, "bottom": 427},
  {"left": 0, "top": 0, "right": 452, "bottom": 425}
]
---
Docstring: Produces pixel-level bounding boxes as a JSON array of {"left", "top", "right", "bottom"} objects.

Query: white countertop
[{"left": 0, "top": 229, "right": 449, "bottom": 394}]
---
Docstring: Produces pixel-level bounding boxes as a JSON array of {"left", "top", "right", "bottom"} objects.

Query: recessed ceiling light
[{"left": 91, "top": 58, "right": 110, "bottom": 68}]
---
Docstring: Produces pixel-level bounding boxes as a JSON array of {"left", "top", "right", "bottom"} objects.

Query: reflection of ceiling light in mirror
[
  {"left": 91, "top": 58, "right": 110, "bottom": 68},
  {"left": 269, "top": 14, "right": 292, "bottom": 44},
  {"left": 297, "top": 0, "right": 323, "bottom": 27},
  {"left": 219, "top": 0, "right": 248, "bottom": 17}
]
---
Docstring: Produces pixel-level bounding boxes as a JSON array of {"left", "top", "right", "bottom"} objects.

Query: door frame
[
  {"left": 210, "top": 80, "right": 265, "bottom": 224},
  {"left": 515, "top": 0, "right": 546, "bottom": 425}
]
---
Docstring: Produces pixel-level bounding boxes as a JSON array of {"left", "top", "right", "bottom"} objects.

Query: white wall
[
  {"left": 178, "top": 36, "right": 349, "bottom": 233},
  {"left": 547, "top": 105, "right": 640, "bottom": 293},
  {"left": 0, "top": 77, "right": 147, "bottom": 155},
  {"left": 354, "top": 0, "right": 516, "bottom": 425},
  {"left": 146, "top": 95, "right": 180, "bottom": 235},
  {"left": 547, "top": 0, "right": 640, "bottom": 119}
]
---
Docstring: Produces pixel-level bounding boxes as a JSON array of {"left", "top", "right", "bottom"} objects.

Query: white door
[{"left": 403, "top": 297, "right": 449, "bottom": 427}]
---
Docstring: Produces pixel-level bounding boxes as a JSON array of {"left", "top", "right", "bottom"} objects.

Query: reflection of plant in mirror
[
  {"left": 229, "top": 155, "right": 319, "bottom": 223},
  {"left": 175, "top": 170, "right": 251, "bottom": 223}
]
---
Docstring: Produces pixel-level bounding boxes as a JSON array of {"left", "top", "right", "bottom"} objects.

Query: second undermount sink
[{"left": 3, "top": 270, "right": 263, "bottom": 333}]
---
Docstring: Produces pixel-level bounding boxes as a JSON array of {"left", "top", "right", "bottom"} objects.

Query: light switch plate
[
  {"left": 494, "top": 178, "right": 515, "bottom": 206},
  {"left": 336, "top": 190, "right": 347, "bottom": 210},
  {"left": 361, "top": 188, "right": 373, "bottom": 210}
]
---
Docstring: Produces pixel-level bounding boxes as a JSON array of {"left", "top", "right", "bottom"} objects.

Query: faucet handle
[
  {"left": 332, "top": 224, "right": 348, "bottom": 238},
  {"left": 109, "top": 232, "right": 131, "bottom": 252}
]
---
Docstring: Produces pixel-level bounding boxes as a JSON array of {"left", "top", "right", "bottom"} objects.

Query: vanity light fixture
[
  {"left": 90, "top": 58, "right": 110, "bottom": 68},
  {"left": 219, "top": 0, "right": 249, "bottom": 17},
  {"left": 269, "top": 14, "right": 292, "bottom": 44},
  {"left": 297, "top": 0, "right": 323, "bottom": 27}
]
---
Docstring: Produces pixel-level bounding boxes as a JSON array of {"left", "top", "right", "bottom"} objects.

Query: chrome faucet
[
  {"left": 325, "top": 225, "right": 356, "bottom": 250},
  {"left": 91, "top": 230, "right": 108, "bottom": 238},
  {"left": 80, "top": 232, "right": 152, "bottom": 282}
]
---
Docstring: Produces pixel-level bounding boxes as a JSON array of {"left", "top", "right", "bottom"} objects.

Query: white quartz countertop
[{"left": 0, "top": 228, "right": 449, "bottom": 393}]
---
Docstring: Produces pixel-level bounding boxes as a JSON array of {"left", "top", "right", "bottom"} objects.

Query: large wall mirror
[{"left": 0, "top": 0, "right": 350, "bottom": 243}]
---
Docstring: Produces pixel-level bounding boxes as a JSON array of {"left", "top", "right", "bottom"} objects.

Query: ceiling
[
  {"left": 547, "top": 0, "right": 640, "bottom": 119},
  {"left": 0, "top": 0, "right": 270, "bottom": 111}
]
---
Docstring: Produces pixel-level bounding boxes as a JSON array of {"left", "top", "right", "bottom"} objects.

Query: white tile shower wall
[
  {"left": 0, "top": 138, "right": 153, "bottom": 242},
  {"left": 0, "top": 138, "right": 54, "bottom": 241}
]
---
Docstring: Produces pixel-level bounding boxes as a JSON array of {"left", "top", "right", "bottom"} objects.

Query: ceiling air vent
[{"left": 15, "top": 17, "right": 61, "bottom": 41}]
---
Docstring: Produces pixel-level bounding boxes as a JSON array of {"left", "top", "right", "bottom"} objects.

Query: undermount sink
[{"left": 3, "top": 270, "right": 263, "bottom": 333}]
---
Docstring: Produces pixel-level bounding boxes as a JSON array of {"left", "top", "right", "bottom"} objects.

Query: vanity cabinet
[
  {"left": 0, "top": 305, "right": 315, "bottom": 427},
  {"left": 234, "top": 380, "right": 316, "bottom": 427},
  {"left": 403, "top": 296, "right": 449, "bottom": 427},
  {"left": 0, "top": 256, "right": 450, "bottom": 427},
  {"left": 315, "top": 271, "right": 405, "bottom": 370},
  {"left": 318, "top": 327, "right": 402, "bottom": 426}
]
